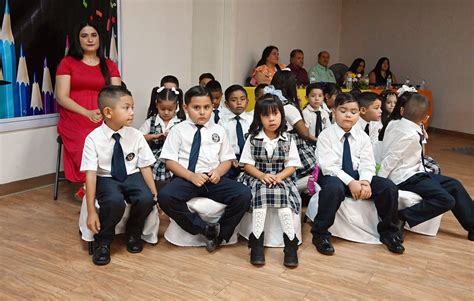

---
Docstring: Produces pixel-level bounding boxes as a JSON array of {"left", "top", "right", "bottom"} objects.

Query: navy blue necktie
[
  {"left": 188, "top": 125, "right": 203, "bottom": 172},
  {"left": 235, "top": 116, "right": 245, "bottom": 154},
  {"left": 342, "top": 132, "right": 359, "bottom": 179},
  {"left": 111, "top": 133, "right": 127, "bottom": 182},
  {"left": 329, "top": 112, "right": 333, "bottom": 123},
  {"left": 315, "top": 111, "right": 322, "bottom": 137},
  {"left": 214, "top": 109, "right": 220, "bottom": 124},
  {"left": 364, "top": 123, "right": 370, "bottom": 135}
]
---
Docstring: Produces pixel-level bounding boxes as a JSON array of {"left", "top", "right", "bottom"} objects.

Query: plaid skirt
[
  {"left": 153, "top": 160, "right": 173, "bottom": 181},
  {"left": 424, "top": 155, "right": 441, "bottom": 175},
  {"left": 290, "top": 133, "right": 317, "bottom": 177},
  {"left": 238, "top": 173, "right": 301, "bottom": 214}
]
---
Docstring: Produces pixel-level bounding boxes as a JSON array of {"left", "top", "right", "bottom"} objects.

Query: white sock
[
  {"left": 278, "top": 207, "right": 295, "bottom": 240},
  {"left": 252, "top": 208, "right": 267, "bottom": 239}
]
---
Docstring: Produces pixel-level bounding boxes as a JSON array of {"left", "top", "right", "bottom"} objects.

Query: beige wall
[{"left": 339, "top": 0, "right": 474, "bottom": 134}]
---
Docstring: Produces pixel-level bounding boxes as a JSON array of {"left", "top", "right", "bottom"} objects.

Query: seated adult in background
[
  {"left": 369, "top": 57, "right": 397, "bottom": 88},
  {"left": 287, "top": 49, "right": 309, "bottom": 87},
  {"left": 344, "top": 58, "right": 366, "bottom": 81},
  {"left": 250, "top": 45, "right": 285, "bottom": 86},
  {"left": 56, "top": 21, "right": 121, "bottom": 199},
  {"left": 308, "top": 51, "right": 336, "bottom": 84},
  {"left": 199, "top": 73, "right": 215, "bottom": 87}
]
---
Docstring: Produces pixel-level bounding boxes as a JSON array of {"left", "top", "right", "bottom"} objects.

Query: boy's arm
[
  {"left": 140, "top": 166, "right": 157, "bottom": 198},
  {"left": 358, "top": 135, "right": 376, "bottom": 184},
  {"left": 166, "top": 160, "right": 209, "bottom": 187},
  {"left": 85, "top": 170, "right": 100, "bottom": 234},
  {"left": 378, "top": 136, "right": 414, "bottom": 178},
  {"left": 317, "top": 132, "right": 354, "bottom": 186}
]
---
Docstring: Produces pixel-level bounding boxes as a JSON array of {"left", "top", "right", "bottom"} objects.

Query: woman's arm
[
  {"left": 55, "top": 75, "right": 102, "bottom": 123},
  {"left": 254, "top": 71, "right": 270, "bottom": 85}
]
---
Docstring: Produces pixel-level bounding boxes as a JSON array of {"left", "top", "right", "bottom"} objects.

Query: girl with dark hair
[
  {"left": 369, "top": 57, "right": 398, "bottom": 87},
  {"left": 139, "top": 87, "right": 183, "bottom": 191},
  {"left": 380, "top": 90, "right": 398, "bottom": 125},
  {"left": 250, "top": 46, "right": 285, "bottom": 86},
  {"left": 344, "top": 58, "right": 365, "bottom": 84},
  {"left": 56, "top": 21, "right": 121, "bottom": 199},
  {"left": 239, "top": 94, "right": 302, "bottom": 267},
  {"left": 271, "top": 70, "right": 317, "bottom": 178}
]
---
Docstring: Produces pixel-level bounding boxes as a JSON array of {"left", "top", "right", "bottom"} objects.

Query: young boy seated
[
  {"left": 199, "top": 72, "right": 215, "bottom": 87},
  {"left": 302, "top": 82, "right": 330, "bottom": 139},
  {"left": 378, "top": 94, "right": 473, "bottom": 241},
  {"left": 158, "top": 86, "right": 252, "bottom": 252},
  {"left": 356, "top": 92, "right": 383, "bottom": 145},
  {"left": 312, "top": 92, "right": 405, "bottom": 255},
  {"left": 218, "top": 84, "right": 253, "bottom": 179},
  {"left": 81, "top": 85, "right": 158, "bottom": 265},
  {"left": 206, "top": 80, "right": 226, "bottom": 124}
]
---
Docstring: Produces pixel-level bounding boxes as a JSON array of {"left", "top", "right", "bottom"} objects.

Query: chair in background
[{"left": 330, "top": 63, "right": 349, "bottom": 87}]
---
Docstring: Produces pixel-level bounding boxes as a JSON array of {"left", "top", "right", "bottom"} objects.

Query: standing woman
[
  {"left": 369, "top": 57, "right": 397, "bottom": 88},
  {"left": 250, "top": 46, "right": 286, "bottom": 86},
  {"left": 56, "top": 22, "right": 121, "bottom": 199}
]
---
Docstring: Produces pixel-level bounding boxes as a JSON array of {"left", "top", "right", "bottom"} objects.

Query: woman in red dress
[{"left": 56, "top": 22, "right": 121, "bottom": 199}]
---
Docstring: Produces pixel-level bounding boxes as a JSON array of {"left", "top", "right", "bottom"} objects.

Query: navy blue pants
[
  {"left": 398, "top": 173, "right": 473, "bottom": 231},
  {"left": 311, "top": 175, "right": 400, "bottom": 239},
  {"left": 159, "top": 176, "right": 251, "bottom": 242},
  {"left": 95, "top": 172, "right": 154, "bottom": 245}
]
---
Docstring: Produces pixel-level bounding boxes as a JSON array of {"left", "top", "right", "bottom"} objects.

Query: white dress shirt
[
  {"left": 355, "top": 117, "right": 382, "bottom": 146},
  {"left": 138, "top": 115, "right": 181, "bottom": 135},
  {"left": 321, "top": 102, "right": 334, "bottom": 124},
  {"left": 302, "top": 105, "right": 330, "bottom": 137},
  {"left": 240, "top": 130, "right": 302, "bottom": 168},
  {"left": 316, "top": 123, "right": 375, "bottom": 185},
  {"left": 160, "top": 119, "right": 235, "bottom": 173},
  {"left": 378, "top": 118, "right": 425, "bottom": 185},
  {"left": 284, "top": 104, "right": 302, "bottom": 131},
  {"left": 81, "top": 123, "right": 156, "bottom": 177},
  {"left": 218, "top": 111, "right": 253, "bottom": 155}
]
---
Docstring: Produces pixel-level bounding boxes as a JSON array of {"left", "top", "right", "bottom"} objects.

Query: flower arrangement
[{"left": 350, "top": 73, "right": 369, "bottom": 90}]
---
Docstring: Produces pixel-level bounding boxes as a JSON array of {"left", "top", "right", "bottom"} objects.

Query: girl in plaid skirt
[
  {"left": 239, "top": 94, "right": 302, "bottom": 267},
  {"left": 139, "top": 87, "right": 184, "bottom": 192}
]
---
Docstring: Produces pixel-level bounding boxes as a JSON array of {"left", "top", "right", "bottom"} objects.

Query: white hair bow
[
  {"left": 397, "top": 85, "right": 417, "bottom": 97},
  {"left": 156, "top": 86, "right": 180, "bottom": 95},
  {"left": 171, "top": 87, "right": 180, "bottom": 95},
  {"left": 262, "top": 85, "right": 287, "bottom": 101}
]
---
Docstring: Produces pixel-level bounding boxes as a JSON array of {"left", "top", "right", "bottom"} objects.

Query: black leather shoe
[
  {"left": 203, "top": 222, "right": 220, "bottom": 240},
  {"left": 312, "top": 236, "right": 334, "bottom": 255},
  {"left": 380, "top": 236, "right": 405, "bottom": 254},
  {"left": 248, "top": 232, "right": 265, "bottom": 266},
  {"left": 93, "top": 244, "right": 111, "bottom": 265},
  {"left": 397, "top": 219, "right": 406, "bottom": 243},
  {"left": 283, "top": 234, "right": 299, "bottom": 267},
  {"left": 126, "top": 236, "right": 144, "bottom": 253},
  {"left": 468, "top": 231, "right": 474, "bottom": 241},
  {"left": 204, "top": 236, "right": 222, "bottom": 253}
]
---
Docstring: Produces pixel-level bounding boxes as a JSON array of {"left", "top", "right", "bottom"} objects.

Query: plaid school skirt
[
  {"left": 153, "top": 160, "right": 173, "bottom": 182},
  {"left": 289, "top": 132, "right": 317, "bottom": 177},
  {"left": 424, "top": 155, "right": 441, "bottom": 175},
  {"left": 238, "top": 174, "right": 301, "bottom": 214}
]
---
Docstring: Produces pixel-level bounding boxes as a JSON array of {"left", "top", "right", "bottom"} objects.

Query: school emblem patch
[
  {"left": 282, "top": 143, "right": 290, "bottom": 152},
  {"left": 126, "top": 153, "right": 135, "bottom": 161},
  {"left": 212, "top": 133, "right": 220, "bottom": 143},
  {"left": 322, "top": 117, "right": 327, "bottom": 125}
]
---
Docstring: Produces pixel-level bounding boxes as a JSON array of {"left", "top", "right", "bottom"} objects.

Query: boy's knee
[{"left": 440, "top": 194, "right": 456, "bottom": 210}]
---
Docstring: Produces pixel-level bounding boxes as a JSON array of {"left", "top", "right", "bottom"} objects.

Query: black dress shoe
[
  {"left": 380, "top": 236, "right": 405, "bottom": 254},
  {"left": 93, "top": 244, "right": 111, "bottom": 265},
  {"left": 204, "top": 236, "right": 222, "bottom": 253},
  {"left": 126, "top": 236, "right": 144, "bottom": 253},
  {"left": 397, "top": 219, "right": 406, "bottom": 243},
  {"left": 468, "top": 231, "right": 474, "bottom": 241},
  {"left": 312, "top": 236, "right": 334, "bottom": 255},
  {"left": 203, "top": 222, "right": 220, "bottom": 240}
]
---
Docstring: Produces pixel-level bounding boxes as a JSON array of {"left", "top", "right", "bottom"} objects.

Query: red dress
[{"left": 56, "top": 57, "right": 120, "bottom": 183}]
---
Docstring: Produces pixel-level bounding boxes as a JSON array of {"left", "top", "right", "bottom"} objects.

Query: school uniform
[
  {"left": 139, "top": 115, "right": 181, "bottom": 181},
  {"left": 239, "top": 130, "right": 302, "bottom": 213},
  {"left": 355, "top": 118, "right": 382, "bottom": 146},
  {"left": 302, "top": 105, "right": 330, "bottom": 138},
  {"left": 284, "top": 103, "right": 317, "bottom": 177},
  {"left": 321, "top": 102, "right": 334, "bottom": 124},
  {"left": 158, "top": 119, "right": 252, "bottom": 242},
  {"left": 378, "top": 118, "right": 473, "bottom": 232},
  {"left": 81, "top": 123, "right": 156, "bottom": 246},
  {"left": 311, "top": 123, "right": 400, "bottom": 240}
]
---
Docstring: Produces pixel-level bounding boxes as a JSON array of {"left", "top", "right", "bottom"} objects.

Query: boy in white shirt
[
  {"left": 302, "top": 83, "right": 330, "bottom": 139},
  {"left": 355, "top": 92, "right": 383, "bottom": 145},
  {"left": 159, "top": 86, "right": 252, "bottom": 252},
  {"left": 378, "top": 94, "right": 473, "bottom": 241},
  {"left": 81, "top": 86, "right": 158, "bottom": 265},
  {"left": 312, "top": 93, "right": 404, "bottom": 255}
]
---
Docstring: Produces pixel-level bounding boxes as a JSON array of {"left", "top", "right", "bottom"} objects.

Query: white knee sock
[
  {"left": 278, "top": 207, "right": 295, "bottom": 240},
  {"left": 252, "top": 208, "right": 267, "bottom": 239}
]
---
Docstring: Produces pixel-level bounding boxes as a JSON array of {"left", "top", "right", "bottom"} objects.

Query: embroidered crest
[
  {"left": 126, "top": 153, "right": 135, "bottom": 161},
  {"left": 322, "top": 117, "right": 327, "bottom": 125},
  {"left": 282, "top": 142, "right": 290, "bottom": 153},
  {"left": 212, "top": 133, "right": 220, "bottom": 143}
]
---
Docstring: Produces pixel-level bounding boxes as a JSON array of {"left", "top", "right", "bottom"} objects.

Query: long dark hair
[
  {"left": 271, "top": 70, "right": 299, "bottom": 108},
  {"left": 378, "top": 92, "right": 415, "bottom": 141},
  {"left": 380, "top": 90, "right": 398, "bottom": 124},
  {"left": 146, "top": 87, "right": 185, "bottom": 120},
  {"left": 248, "top": 94, "right": 287, "bottom": 142},
  {"left": 255, "top": 45, "right": 281, "bottom": 70},
  {"left": 68, "top": 21, "right": 111, "bottom": 85},
  {"left": 371, "top": 57, "right": 392, "bottom": 78},
  {"left": 348, "top": 58, "right": 365, "bottom": 76}
]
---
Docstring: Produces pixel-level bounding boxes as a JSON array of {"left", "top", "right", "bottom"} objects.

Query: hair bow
[
  {"left": 281, "top": 67, "right": 292, "bottom": 72},
  {"left": 171, "top": 87, "right": 180, "bottom": 95},
  {"left": 156, "top": 86, "right": 165, "bottom": 93},
  {"left": 397, "top": 85, "right": 417, "bottom": 97},
  {"left": 262, "top": 85, "right": 287, "bottom": 101}
]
